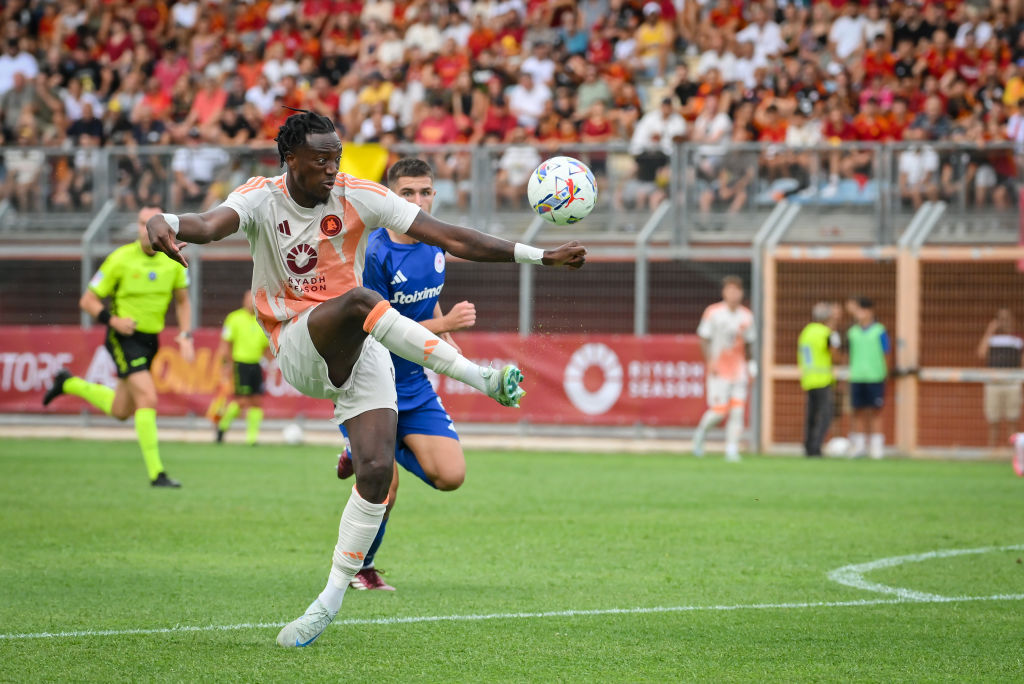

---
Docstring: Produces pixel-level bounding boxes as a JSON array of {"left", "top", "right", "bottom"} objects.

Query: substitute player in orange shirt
[{"left": 146, "top": 109, "right": 585, "bottom": 648}]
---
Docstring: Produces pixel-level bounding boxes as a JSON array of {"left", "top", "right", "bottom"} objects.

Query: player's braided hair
[{"left": 274, "top": 107, "right": 336, "bottom": 166}]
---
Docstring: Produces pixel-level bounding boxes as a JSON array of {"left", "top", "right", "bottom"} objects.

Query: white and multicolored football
[{"left": 527, "top": 156, "right": 598, "bottom": 225}]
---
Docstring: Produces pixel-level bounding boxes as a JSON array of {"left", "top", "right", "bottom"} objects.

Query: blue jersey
[{"left": 362, "top": 228, "right": 446, "bottom": 408}]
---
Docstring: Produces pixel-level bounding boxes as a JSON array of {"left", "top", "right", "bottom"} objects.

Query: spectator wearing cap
[{"left": 636, "top": 3, "right": 674, "bottom": 79}]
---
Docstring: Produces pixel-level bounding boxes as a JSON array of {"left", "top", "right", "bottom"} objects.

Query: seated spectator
[
  {"left": 495, "top": 126, "right": 541, "bottom": 208},
  {"left": 3, "top": 119, "right": 45, "bottom": 211},
  {"left": 170, "top": 128, "right": 230, "bottom": 211},
  {"left": 1, "top": 72, "right": 43, "bottom": 139},
  {"left": 738, "top": 3, "right": 786, "bottom": 63},
  {"left": 782, "top": 108, "right": 823, "bottom": 190},
  {"left": 216, "top": 106, "right": 256, "bottom": 145},
  {"left": 358, "top": 102, "right": 398, "bottom": 143},
  {"left": 507, "top": 72, "right": 550, "bottom": 131},
  {"left": 910, "top": 94, "right": 953, "bottom": 140},
  {"left": 61, "top": 77, "right": 102, "bottom": 122},
  {"left": 699, "top": 127, "right": 755, "bottom": 215},
  {"left": 67, "top": 101, "right": 104, "bottom": 144},
  {"left": 475, "top": 94, "right": 518, "bottom": 143},
  {"left": 130, "top": 103, "right": 170, "bottom": 145},
  {"left": 898, "top": 138, "right": 940, "bottom": 209},
  {"left": 629, "top": 97, "right": 687, "bottom": 157},
  {"left": 755, "top": 104, "right": 789, "bottom": 180},
  {"left": 0, "top": 38, "right": 39, "bottom": 96},
  {"left": 635, "top": 3, "right": 674, "bottom": 79},
  {"left": 414, "top": 98, "right": 457, "bottom": 145}
]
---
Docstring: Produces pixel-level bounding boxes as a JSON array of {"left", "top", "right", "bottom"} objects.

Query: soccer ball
[
  {"left": 824, "top": 436, "right": 850, "bottom": 457},
  {"left": 282, "top": 423, "right": 304, "bottom": 445},
  {"left": 527, "top": 156, "right": 598, "bottom": 225}
]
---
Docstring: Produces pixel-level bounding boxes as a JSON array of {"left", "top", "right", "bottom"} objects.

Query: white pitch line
[
  {"left": 3, "top": 593, "right": 1024, "bottom": 642},
  {"left": 827, "top": 544, "right": 1024, "bottom": 601}
]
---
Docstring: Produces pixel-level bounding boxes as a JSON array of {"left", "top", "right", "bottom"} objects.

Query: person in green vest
[
  {"left": 846, "top": 296, "right": 891, "bottom": 459},
  {"left": 42, "top": 207, "right": 193, "bottom": 487},
  {"left": 798, "top": 302, "right": 841, "bottom": 457},
  {"left": 215, "top": 289, "right": 271, "bottom": 445}
]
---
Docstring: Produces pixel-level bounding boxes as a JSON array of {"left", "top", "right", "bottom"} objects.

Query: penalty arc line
[{"left": 2, "top": 593, "right": 1024, "bottom": 641}]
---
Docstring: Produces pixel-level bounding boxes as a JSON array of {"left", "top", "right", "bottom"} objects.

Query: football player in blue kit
[{"left": 337, "top": 157, "right": 476, "bottom": 590}]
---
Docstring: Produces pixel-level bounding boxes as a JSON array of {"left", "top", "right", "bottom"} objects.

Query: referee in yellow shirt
[
  {"left": 42, "top": 207, "right": 193, "bottom": 487},
  {"left": 215, "top": 290, "right": 270, "bottom": 445}
]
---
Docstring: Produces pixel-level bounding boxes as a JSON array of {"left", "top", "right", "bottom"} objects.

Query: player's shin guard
[
  {"left": 218, "top": 401, "right": 240, "bottom": 432},
  {"left": 364, "top": 302, "right": 491, "bottom": 395},
  {"left": 63, "top": 376, "right": 114, "bottom": 415},
  {"left": 245, "top": 407, "right": 263, "bottom": 445},
  {"left": 363, "top": 517, "right": 387, "bottom": 569},
  {"left": 318, "top": 487, "right": 387, "bottom": 613},
  {"left": 134, "top": 408, "right": 164, "bottom": 481}
]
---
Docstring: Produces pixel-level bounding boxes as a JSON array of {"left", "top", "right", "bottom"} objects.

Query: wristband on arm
[
  {"left": 513, "top": 243, "right": 545, "bottom": 265},
  {"left": 96, "top": 308, "right": 111, "bottom": 325},
  {"left": 160, "top": 213, "right": 180, "bottom": 235}
]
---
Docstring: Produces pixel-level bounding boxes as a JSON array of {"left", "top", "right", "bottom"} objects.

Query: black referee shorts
[
  {"left": 233, "top": 362, "right": 264, "bottom": 396},
  {"left": 105, "top": 329, "right": 159, "bottom": 379}
]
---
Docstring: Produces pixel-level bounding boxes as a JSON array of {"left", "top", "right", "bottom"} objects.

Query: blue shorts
[
  {"left": 396, "top": 394, "right": 459, "bottom": 441},
  {"left": 339, "top": 393, "right": 459, "bottom": 443},
  {"left": 850, "top": 381, "right": 885, "bottom": 409}
]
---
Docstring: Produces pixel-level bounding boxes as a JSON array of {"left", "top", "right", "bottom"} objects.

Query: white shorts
[
  {"left": 276, "top": 307, "right": 397, "bottom": 424},
  {"left": 706, "top": 375, "right": 748, "bottom": 412}
]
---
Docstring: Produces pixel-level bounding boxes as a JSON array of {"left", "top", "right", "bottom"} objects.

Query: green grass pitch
[{"left": 1, "top": 437, "right": 1022, "bottom": 682}]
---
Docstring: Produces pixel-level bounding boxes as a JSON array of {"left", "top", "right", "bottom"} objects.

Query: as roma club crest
[{"left": 320, "top": 214, "right": 343, "bottom": 237}]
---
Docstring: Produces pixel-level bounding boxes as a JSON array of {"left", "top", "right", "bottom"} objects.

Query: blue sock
[
  {"left": 395, "top": 443, "right": 437, "bottom": 489},
  {"left": 363, "top": 517, "right": 387, "bottom": 569}
]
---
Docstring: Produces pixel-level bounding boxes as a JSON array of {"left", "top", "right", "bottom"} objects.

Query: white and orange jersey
[
  {"left": 696, "top": 302, "right": 756, "bottom": 381},
  {"left": 222, "top": 172, "right": 420, "bottom": 352}
]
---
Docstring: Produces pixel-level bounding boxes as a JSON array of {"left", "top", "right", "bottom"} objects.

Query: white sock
[
  {"left": 869, "top": 433, "right": 884, "bottom": 459},
  {"left": 850, "top": 432, "right": 866, "bottom": 455},
  {"left": 318, "top": 487, "right": 387, "bottom": 614},
  {"left": 693, "top": 409, "right": 725, "bottom": 451},
  {"left": 725, "top": 405, "right": 744, "bottom": 455},
  {"left": 366, "top": 304, "right": 490, "bottom": 394}
]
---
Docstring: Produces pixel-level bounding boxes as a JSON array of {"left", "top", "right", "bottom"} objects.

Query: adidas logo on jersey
[
  {"left": 391, "top": 284, "right": 443, "bottom": 305},
  {"left": 390, "top": 271, "right": 408, "bottom": 286}
]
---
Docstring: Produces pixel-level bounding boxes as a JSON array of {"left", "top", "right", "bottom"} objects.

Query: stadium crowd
[{"left": 1, "top": 0, "right": 1023, "bottom": 213}]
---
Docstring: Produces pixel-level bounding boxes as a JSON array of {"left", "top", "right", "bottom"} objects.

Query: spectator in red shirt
[
  {"left": 475, "top": 94, "right": 518, "bottom": 142},
  {"left": 415, "top": 98, "right": 458, "bottom": 145},
  {"left": 888, "top": 97, "right": 913, "bottom": 140},
  {"left": 861, "top": 34, "right": 895, "bottom": 82},
  {"left": 853, "top": 98, "right": 893, "bottom": 141},
  {"left": 467, "top": 14, "right": 496, "bottom": 59},
  {"left": 434, "top": 38, "right": 469, "bottom": 88}
]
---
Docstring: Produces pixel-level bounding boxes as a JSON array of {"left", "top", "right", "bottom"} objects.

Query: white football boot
[{"left": 276, "top": 598, "right": 337, "bottom": 648}]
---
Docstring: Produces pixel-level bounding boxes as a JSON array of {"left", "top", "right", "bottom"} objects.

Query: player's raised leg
[{"left": 310, "top": 289, "right": 524, "bottom": 407}]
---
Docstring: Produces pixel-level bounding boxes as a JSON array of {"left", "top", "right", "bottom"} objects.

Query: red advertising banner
[{"left": 0, "top": 327, "right": 707, "bottom": 426}]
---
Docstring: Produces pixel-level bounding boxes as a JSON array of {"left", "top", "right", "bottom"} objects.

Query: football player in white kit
[
  {"left": 146, "top": 110, "right": 586, "bottom": 647},
  {"left": 692, "top": 275, "right": 756, "bottom": 462}
]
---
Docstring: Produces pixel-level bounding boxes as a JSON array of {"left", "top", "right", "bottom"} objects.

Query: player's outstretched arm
[
  {"left": 406, "top": 212, "right": 586, "bottom": 269},
  {"left": 146, "top": 206, "right": 241, "bottom": 267}
]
